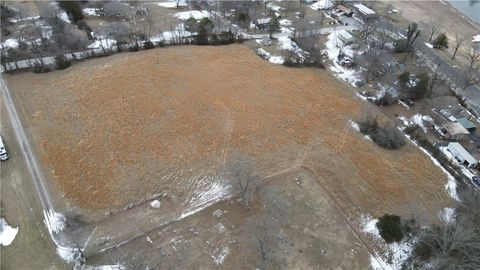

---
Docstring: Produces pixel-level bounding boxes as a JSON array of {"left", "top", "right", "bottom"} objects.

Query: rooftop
[
  {"left": 457, "top": 117, "right": 476, "bottom": 130},
  {"left": 448, "top": 142, "right": 477, "bottom": 164},
  {"left": 353, "top": 3, "right": 376, "bottom": 15}
]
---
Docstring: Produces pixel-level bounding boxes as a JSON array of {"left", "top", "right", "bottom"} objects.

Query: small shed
[
  {"left": 457, "top": 117, "right": 476, "bottom": 132},
  {"left": 441, "top": 122, "right": 470, "bottom": 140},
  {"left": 337, "top": 5, "right": 353, "bottom": 17},
  {"left": 337, "top": 29, "right": 354, "bottom": 45},
  {"left": 446, "top": 142, "right": 478, "bottom": 168},
  {"left": 353, "top": 3, "right": 377, "bottom": 22}
]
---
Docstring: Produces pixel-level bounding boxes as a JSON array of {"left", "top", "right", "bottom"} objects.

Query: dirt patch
[
  {"left": 86, "top": 170, "right": 370, "bottom": 269},
  {"left": 5, "top": 44, "right": 451, "bottom": 220}
]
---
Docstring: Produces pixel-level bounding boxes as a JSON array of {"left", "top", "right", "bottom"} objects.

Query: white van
[{"left": 0, "top": 136, "right": 9, "bottom": 161}]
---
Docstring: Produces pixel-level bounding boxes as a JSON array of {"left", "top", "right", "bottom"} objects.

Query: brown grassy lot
[{"left": 5, "top": 44, "right": 451, "bottom": 221}]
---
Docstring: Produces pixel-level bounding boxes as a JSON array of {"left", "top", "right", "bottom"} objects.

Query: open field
[{"left": 4, "top": 44, "right": 452, "bottom": 219}]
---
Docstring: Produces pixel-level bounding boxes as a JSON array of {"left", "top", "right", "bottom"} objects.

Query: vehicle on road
[{"left": 0, "top": 135, "right": 9, "bottom": 161}]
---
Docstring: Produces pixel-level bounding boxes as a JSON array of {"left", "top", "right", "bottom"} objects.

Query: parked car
[{"left": 0, "top": 136, "right": 9, "bottom": 161}]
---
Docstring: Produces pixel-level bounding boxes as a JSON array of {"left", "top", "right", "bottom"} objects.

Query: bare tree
[
  {"left": 223, "top": 152, "right": 259, "bottom": 209},
  {"left": 423, "top": 19, "right": 442, "bottom": 42},
  {"left": 462, "top": 48, "right": 480, "bottom": 88},
  {"left": 451, "top": 33, "right": 466, "bottom": 60}
]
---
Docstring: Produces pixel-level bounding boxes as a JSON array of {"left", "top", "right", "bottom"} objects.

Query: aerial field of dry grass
[{"left": 5, "top": 44, "right": 451, "bottom": 220}]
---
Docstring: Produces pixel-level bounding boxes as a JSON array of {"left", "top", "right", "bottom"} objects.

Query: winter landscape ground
[{"left": 1, "top": 0, "right": 479, "bottom": 269}]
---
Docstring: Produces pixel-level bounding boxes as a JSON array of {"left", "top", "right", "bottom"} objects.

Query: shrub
[
  {"left": 358, "top": 116, "right": 405, "bottom": 149},
  {"left": 432, "top": 33, "right": 448, "bottom": 49},
  {"left": 375, "top": 91, "right": 397, "bottom": 106},
  {"left": 394, "top": 38, "right": 410, "bottom": 53},
  {"left": 33, "top": 63, "right": 52, "bottom": 73},
  {"left": 143, "top": 40, "right": 154, "bottom": 50},
  {"left": 128, "top": 45, "right": 139, "bottom": 52},
  {"left": 157, "top": 41, "right": 165, "bottom": 47},
  {"left": 55, "top": 55, "right": 71, "bottom": 70},
  {"left": 413, "top": 240, "right": 433, "bottom": 261},
  {"left": 410, "top": 72, "right": 430, "bottom": 99},
  {"left": 398, "top": 71, "right": 411, "bottom": 89},
  {"left": 377, "top": 214, "right": 404, "bottom": 243}
]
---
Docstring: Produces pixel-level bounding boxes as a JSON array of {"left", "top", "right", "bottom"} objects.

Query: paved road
[{"left": 379, "top": 17, "right": 480, "bottom": 116}]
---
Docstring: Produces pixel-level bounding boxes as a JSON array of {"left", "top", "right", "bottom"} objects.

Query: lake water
[{"left": 447, "top": 0, "right": 480, "bottom": 23}]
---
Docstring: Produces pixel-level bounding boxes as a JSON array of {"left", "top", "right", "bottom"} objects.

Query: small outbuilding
[
  {"left": 337, "top": 5, "right": 353, "bottom": 17},
  {"left": 353, "top": 3, "right": 377, "bottom": 22},
  {"left": 441, "top": 122, "right": 470, "bottom": 140},
  {"left": 446, "top": 142, "right": 478, "bottom": 168},
  {"left": 457, "top": 117, "right": 476, "bottom": 132}
]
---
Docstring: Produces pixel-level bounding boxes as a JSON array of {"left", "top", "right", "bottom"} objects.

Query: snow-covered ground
[
  {"left": 174, "top": 10, "right": 210, "bottom": 20},
  {"left": 256, "top": 48, "right": 284, "bottom": 64},
  {"left": 83, "top": 8, "right": 102, "bottom": 17},
  {"left": 424, "top": 42, "right": 433, "bottom": 49},
  {"left": 324, "top": 31, "right": 361, "bottom": 86},
  {"left": 0, "top": 218, "right": 18, "bottom": 246},
  {"left": 157, "top": 0, "right": 188, "bottom": 8},
  {"left": 309, "top": 0, "right": 334, "bottom": 10},
  {"left": 1, "top": 38, "right": 20, "bottom": 49},
  {"left": 361, "top": 216, "right": 416, "bottom": 270},
  {"left": 87, "top": 37, "right": 117, "bottom": 50}
]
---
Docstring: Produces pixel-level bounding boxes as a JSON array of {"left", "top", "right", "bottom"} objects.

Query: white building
[
  {"left": 353, "top": 3, "right": 377, "bottom": 22},
  {"left": 446, "top": 142, "right": 478, "bottom": 168}
]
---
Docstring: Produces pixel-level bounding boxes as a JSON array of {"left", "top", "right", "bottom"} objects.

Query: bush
[
  {"left": 432, "top": 33, "right": 448, "bottom": 49},
  {"left": 33, "top": 64, "right": 52, "bottom": 73},
  {"left": 55, "top": 55, "right": 71, "bottom": 70},
  {"left": 143, "top": 40, "right": 154, "bottom": 50},
  {"left": 358, "top": 116, "right": 405, "bottom": 149},
  {"left": 413, "top": 240, "right": 433, "bottom": 261},
  {"left": 375, "top": 91, "right": 397, "bottom": 106},
  {"left": 377, "top": 214, "right": 404, "bottom": 243},
  {"left": 128, "top": 45, "right": 139, "bottom": 52}
]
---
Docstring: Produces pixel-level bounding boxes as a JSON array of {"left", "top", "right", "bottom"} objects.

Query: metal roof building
[{"left": 446, "top": 142, "right": 478, "bottom": 168}]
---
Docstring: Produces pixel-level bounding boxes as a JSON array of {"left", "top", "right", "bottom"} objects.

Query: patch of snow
[
  {"left": 0, "top": 218, "right": 18, "bottom": 246},
  {"left": 279, "top": 19, "right": 292, "bottom": 26},
  {"left": 256, "top": 48, "right": 284, "bottom": 64},
  {"left": 473, "top": 34, "right": 480, "bottom": 43},
  {"left": 398, "top": 100, "right": 410, "bottom": 109},
  {"left": 215, "top": 223, "right": 226, "bottom": 234},
  {"left": 266, "top": 2, "right": 283, "bottom": 12},
  {"left": 362, "top": 217, "right": 379, "bottom": 236},
  {"left": 84, "top": 264, "right": 125, "bottom": 270},
  {"left": 58, "top": 12, "right": 70, "bottom": 23},
  {"left": 212, "top": 246, "right": 230, "bottom": 265},
  {"left": 213, "top": 209, "right": 223, "bottom": 218},
  {"left": 309, "top": 0, "right": 334, "bottom": 10},
  {"left": 9, "top": 15, "right": 40, "bottom": 23},
  {"left": 157, "top": 0, "right": 188, "bottom": 8},
  {"left": 438, "top": 207, "right": 455, "bottom": 224},
  {"left": 424, "top": 42, "right": 433, "bottom": 49},
  {"left": 56, "top": 246, "right": 77, "bottom": 263},
  {"left": 44, "top": 209, "right": 66, "bottom": 234},
  {"left": 150, "top": 199, "right": 161, "bottom": 208},
  {"left": 325, "top": 31, "right": 360, "bottom": 84},
  {"left": 1, "top": 38, "right": 19, "bottom": 49},
  {"left": 83, "top": 8, "right": 101, "bottom": 17},
  {"left": 410, "top": 114, "right": 433, "bottom": 132},
  {"left": 280, "top": 27, "right": 293, "bottom": 34},
  {"left": 174, "top": 10, "right": 210, "bottom": 20},
  {"left": 87, "top": 38, "right": 117, "bottom": 50},
  {"left": 349, "top": 120, "right": 360, "bottom": 131},
  {"left": 363, "top": 135, "right": 373, "bottom": 141}
]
